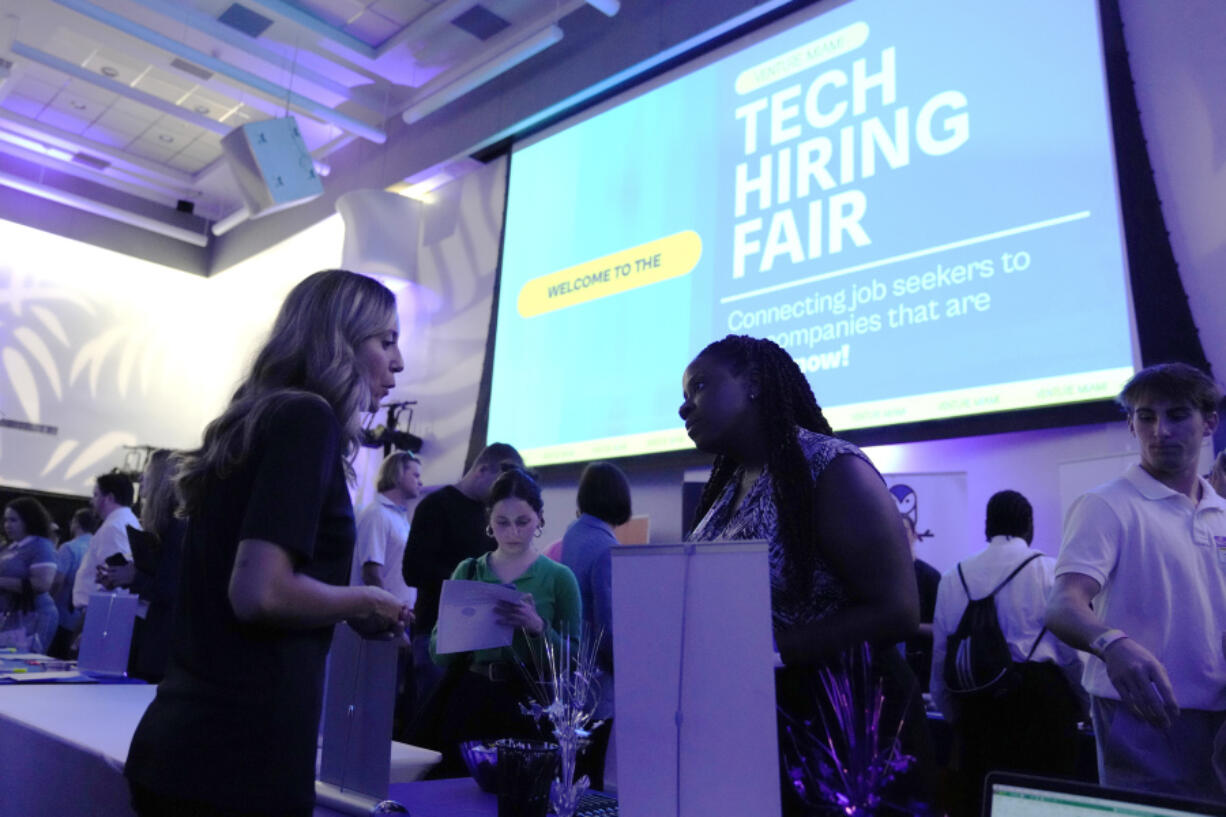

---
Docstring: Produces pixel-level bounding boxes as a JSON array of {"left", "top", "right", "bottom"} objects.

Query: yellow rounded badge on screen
[
  {"left": 733, "top": 22, "right": 868, "bottom": 96},
  {"left": 517, "top": 230, "right": 702, "bottom": 318}
]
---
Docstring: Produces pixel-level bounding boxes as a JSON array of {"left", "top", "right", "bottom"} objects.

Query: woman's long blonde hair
[
  {"left": 139, "top": 449, "right": 178, "bottom": 536},
  {"left": 176, "top": 270, "right": 397, "bottom": 515}
]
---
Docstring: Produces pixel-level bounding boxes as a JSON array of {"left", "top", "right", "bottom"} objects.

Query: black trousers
[{"left": 949, "top": 661, "right": 1082, "bottom": 817}]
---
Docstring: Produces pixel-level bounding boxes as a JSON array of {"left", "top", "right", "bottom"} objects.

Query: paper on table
[
  {"left": 436, "top": 579, "right": 522, "bottom": 654},
  {"left": 2, "top": 670, "right": 88, "bottom": 681}
]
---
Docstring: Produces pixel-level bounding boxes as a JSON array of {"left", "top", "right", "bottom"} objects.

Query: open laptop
[{"left": 985, "top": 772, "right": 1226, "bottom": 817}]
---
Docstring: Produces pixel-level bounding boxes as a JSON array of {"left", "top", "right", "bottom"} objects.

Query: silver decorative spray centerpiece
[{"left": 517, "top": 629, "right": 604, "bottom": 817}]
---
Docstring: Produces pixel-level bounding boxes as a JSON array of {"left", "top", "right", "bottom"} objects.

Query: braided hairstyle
[{"left": 689, "top": 335, "right": 834, "bottom": 595}]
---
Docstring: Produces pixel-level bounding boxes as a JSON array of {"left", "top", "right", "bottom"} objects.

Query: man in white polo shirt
[
  {"left": 352, "top": 451, "right": 422, "bottom": 738},
  {"left": 72, "top": 471, "right": 140, "bottom": 611},
  {"left": 1047, "top": 363, "right": 1226, "bottom": 801}
]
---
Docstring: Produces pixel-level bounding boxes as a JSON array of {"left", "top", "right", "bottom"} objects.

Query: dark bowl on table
[{"left": 459, "top": 740, "right": 500, "bottom": 793}]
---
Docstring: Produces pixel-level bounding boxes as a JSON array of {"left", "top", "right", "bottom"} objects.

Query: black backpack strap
[
  {"left": 985, "top": 553, "right": 1042, "bottom": 598},
  {"left": 988, "top": 553, "right": 1046, "bottom": 663},
  {"left": 957, "top": 552, "right": 1041, "bottom": 602},
  {"left": 1024, "top": 626, "right": 1048, "bottom": 662}
]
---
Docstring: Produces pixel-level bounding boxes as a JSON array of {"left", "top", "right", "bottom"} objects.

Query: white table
[
  {"left": 0, "top": 684, "right": 154, "bottom": 817},
  {"left": 0, "top": 684, "right": 440, "bottom": 817}
]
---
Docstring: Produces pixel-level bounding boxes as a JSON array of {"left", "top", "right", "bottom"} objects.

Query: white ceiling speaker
[{"left": 220, "top": 117, "right": 323, "bottom": 217}]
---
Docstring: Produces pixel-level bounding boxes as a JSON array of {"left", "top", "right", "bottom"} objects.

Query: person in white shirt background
[
  {"left": 352, "top": 450, "right": 423, "bottom": 739},
  {"left": 931, "top": 489, "right": 1085, "bottom": 817},
  {"left": 72, "top": 471, "right": 141, "bottom": 612},
  {"left": 1048, "top": 363, "right": 1226, "bottom": 801}
]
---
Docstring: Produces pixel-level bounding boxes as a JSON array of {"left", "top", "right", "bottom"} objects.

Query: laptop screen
[{"left": 986, "top": 774, "right": 1226, "bottom": 817}]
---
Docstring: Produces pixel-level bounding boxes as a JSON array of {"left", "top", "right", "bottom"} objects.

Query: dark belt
[{"left": 469, "top": 661, "right": 518, "bottom": 683}]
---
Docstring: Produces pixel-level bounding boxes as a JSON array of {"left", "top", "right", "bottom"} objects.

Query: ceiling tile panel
[
  {"left": 221, "top": 106, "right": 256, "bottom": 126},
  {"left": 173, "top": 137, "right": 223, "bottom": 165},
  {"left": 81, "top": 122, "right": 137, "bottom": 149},
  {"left": 62, "top": 79, "right": 120, "bottom": 108},
  {"left": 42, "top": 28, "right": 103, "bottom": 66},
  {"left": 184, "top": 132, "right": 225, "bottom": 154},
  {"left": 2, "top": 95, "right": 51, "bottom": 120},
  {"left": 146, "top": 117, "right": 205, "bottom": 145},
  {"left": 127, "top": 133, "right": 179, "bottom": 162},
  {"left": 345, "top": 10, "right": 401, "bottom": 46},
  {"left": 300, "top": 0, "right": 369, "bottom": 29},
  {"left": 13, "top": 62, "right": 70, "bottom": 89},
  {"left": 8, "top": 76, "right": 61, "bottom": 105},
  {"left": 47, "top": 90, "right": 107, "bottom": 124},
  {"left": 180, "top": 87, "right": 244, "bottom": 122},
  {"left": 38, "top": 106, "right": 91, "bottom": 135},
  {"left": 165, "top": 152, "right": 215, "bottom": 174},
  {"left": 81, "top": 49, "right": 150, "bottom": 87},
  {"left": 132, "top": 68, "right": 196, "bottom": 105},
  {"left": 94, "top": 108, "right": 155, "bottom": 139},
  {"left": 110, "top": 97, "right": 163, "bottom": 124},
  {"left": 372, "top": 0, "right": 429, "bottom": 26}
]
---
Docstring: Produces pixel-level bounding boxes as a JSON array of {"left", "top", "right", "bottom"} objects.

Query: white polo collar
[
  {"left": 1124, "top": 463, "right": 1226, "bottom": 511},
  {"left": 376, "top": 494, "right": 409, "bottom": 514}
]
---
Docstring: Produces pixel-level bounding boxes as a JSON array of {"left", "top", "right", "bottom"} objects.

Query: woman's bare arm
[
  {"left": 776, "top": 455, "right": 919, "bottom": 665},
  {"left": 229, "top": 539, "right": 406, "bottom": 634}
]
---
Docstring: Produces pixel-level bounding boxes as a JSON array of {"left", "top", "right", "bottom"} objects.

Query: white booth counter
[
  {"left": 0, "top": 684, "right": 446, "bottom": 817},
  {"left": 0, "top": 684, "right": 154, "bottom": 817}
]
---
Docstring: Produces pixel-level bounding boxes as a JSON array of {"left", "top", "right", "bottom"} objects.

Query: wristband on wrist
[{"left": 1090, "top": 628, "right": 1128, "bottom": 658}]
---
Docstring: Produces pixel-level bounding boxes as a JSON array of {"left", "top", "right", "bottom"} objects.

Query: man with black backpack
[{"left": 931, "top": 490, "right": 1085, "bottom": 817}]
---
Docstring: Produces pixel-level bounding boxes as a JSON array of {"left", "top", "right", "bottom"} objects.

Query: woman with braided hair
[{"left": 681, "top": 334, "right": 934, "bottom": 814}]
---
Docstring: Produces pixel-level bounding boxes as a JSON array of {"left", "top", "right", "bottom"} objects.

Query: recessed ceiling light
[
  {"left": 69, "top": 100, "right": 86, "bottom": 110},
  {"left": 158, "top": 133, "right": 175, "bottom": 143},
  {"left": 100, "top": 66, "right": 119, "bottom": 78},
  {"left": 193, "top": 105, "right": 210, "bottom": 115}
]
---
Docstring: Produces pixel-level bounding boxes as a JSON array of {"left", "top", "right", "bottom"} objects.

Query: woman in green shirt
[{"left": 425, "top": 466, "right": 581, "bottom": 776}]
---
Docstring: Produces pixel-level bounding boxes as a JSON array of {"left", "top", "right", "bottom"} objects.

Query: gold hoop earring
[
  {"left": 534, "top": 527, "right": 543, "bottom": 538},
  {"left": 485, "top": 525, "right": 494, "bottom": 538}
]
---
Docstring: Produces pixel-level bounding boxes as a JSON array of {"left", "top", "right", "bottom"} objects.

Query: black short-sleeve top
[{"left": 125, "top": 393, "right": 355, "bottom": 813}]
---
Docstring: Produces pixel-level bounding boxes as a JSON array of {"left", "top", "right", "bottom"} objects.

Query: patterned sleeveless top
[{"left": 687, "top": 428, "right": 873, "bottom": 634}]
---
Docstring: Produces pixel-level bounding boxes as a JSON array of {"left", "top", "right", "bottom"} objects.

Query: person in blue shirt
[
  {"left": 1, "top": 497, "right": 60, "bottom": 652},
  {"left": 48, "top": 507, "right": 99, "bottom": 657},
  {"left": 558, "top": 461, "right": 630, "bottom": 790}
]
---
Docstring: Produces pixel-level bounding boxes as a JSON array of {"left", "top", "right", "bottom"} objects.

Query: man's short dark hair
[
  {"left": 1118, "top": 363, "right": 1222, "bottom": 417},
  {"left": 95, "top": 471, "right": 135, "bottom": 507},
  {"left": 577, "top": 462, "right": 633, "bottom": 527},
  {"left": 71, "top": 507, "right": 101, "bottom": 535},
  {"left": 985, "top": 489, "right": 1033, "bottom": 544},
  {"left": 472, "top": 442, "right": 523, "bottom": 472}
]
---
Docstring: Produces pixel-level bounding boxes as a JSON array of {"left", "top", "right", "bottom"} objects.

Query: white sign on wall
[{"left": 884, "top": 471, "right": 969, "bottom": 573}]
